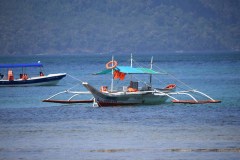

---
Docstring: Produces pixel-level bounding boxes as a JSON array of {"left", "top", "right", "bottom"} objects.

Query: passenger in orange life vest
[
  {"left": 127, "top": 81, "right": 138, "bottom": 92},
  {"left": 8, "top": 69, "right": 14, "bottom": 81}
]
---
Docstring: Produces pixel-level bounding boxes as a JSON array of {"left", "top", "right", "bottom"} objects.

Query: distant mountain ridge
[{"left": 0, "top": 0, "right": 239, "bottom": 55}]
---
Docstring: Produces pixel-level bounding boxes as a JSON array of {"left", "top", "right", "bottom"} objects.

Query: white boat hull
[
  {"left": 82, "top": 82, "right": 169, "bottom": 107},
  {"left": 0, "top": 73, "right": 66, "bottom": 87}
]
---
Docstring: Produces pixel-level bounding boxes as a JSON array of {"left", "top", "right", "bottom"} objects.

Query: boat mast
[
  {"left": 130, "top": 53, "right": 133, "bottom": 68},
  {"left": 111, "top": 56, "right": 114, "bottom": 92},
  {"left": 130, "top": 53, "right": 133, "bottom": 81},
  {"left": 150, "top": 56, "right": 153, "bottom": 85},
  {"left": 150, "top": 56, "right": 153, "bottom": 69}
]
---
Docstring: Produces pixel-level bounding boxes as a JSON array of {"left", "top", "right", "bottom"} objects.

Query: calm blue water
[{"left": 0, "top": 52, "right": 240, "bottom": 160}]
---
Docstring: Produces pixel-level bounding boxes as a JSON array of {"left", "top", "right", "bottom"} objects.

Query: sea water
[{"left": 0, "top": 52, "right": 240, "bottom": 160}]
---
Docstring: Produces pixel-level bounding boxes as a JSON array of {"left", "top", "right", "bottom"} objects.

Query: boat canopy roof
[
  {"left": 0, "top": 62, "right": 43, "bottom": 68},
  {"left": 94, "top": 66, "right": 161, "bottom": 75}
]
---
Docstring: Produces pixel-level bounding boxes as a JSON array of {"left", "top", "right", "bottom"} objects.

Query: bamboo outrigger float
[{"left": 43, "top": 55, "right": 221, "bottom": 107}]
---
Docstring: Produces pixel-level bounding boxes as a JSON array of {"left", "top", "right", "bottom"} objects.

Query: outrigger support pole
[
  {"left": 174, "top": 92, "right": 198, "bottom": 102},
  {"left": 68, "top": 93, "right": 82, "bottom": 101},
  {"left": 154, "top": 89, "right": 221, "bottom": 104},
  {"left": 153, "top": 89, "right": 179, "bottom": 101},
  {"left": 45, "top": 91, "right": 67, "bottom": 100},
  {"left": 192, "top": 90, "right": 215, "bottom": 101}
]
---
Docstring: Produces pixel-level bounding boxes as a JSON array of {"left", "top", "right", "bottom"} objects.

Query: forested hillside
[{"left": 0, "top": 0, "right": 239, "bottom": 55}]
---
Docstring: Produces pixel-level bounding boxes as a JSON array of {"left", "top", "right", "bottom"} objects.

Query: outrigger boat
[
  {"left": 43, "top": 55, "right": 221, "bottom": 107},
  {"left": 0, "top": 62, "right": 66, "bottom": 87}
]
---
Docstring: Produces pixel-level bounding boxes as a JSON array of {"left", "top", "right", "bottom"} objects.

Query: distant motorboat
[{"left": 0, "top": 62, "right": 66, "bottom": 87}]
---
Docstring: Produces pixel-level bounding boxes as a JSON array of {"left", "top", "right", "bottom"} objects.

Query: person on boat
[
  {"left": 127, "top": 87, "right": 138, "bottom": 92},
  {"left": 22, "top": 74, "right": 28, "bottom": 80},
  {"left": 127, "top": 81, "right": 138, "bottom": 92},
  {"left": 40, "top": 71, "right": 44, "bottom": 76},
  {"left": 22, "top": 74, "right": 25, "bottom": 80},
  {"left": 100, "top": 86, "right": 108, "bottom": 92},
  {"left": 8, "top": 69, "right": 14, "bottom": 81},
  {"left": 0, "top": 73, "right": 3, "bottom": 80}
]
